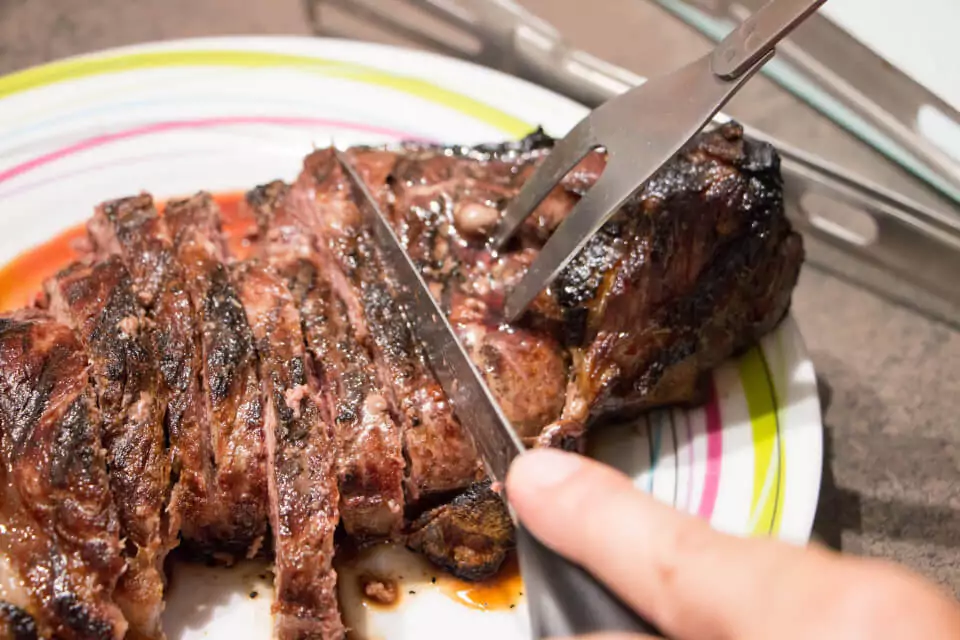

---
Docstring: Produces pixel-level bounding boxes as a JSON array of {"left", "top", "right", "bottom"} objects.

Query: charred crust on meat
[
  {"left": 49, "top": 396, "right": 98, "bottom": 487},
  {"left": 53, "top": 588, "right": 116, "bottom": 640},
  {"left": 336, "top": 370, "right": 364, "bottom": 424},
  {"left": 406, "top": 481, "right": 515, "bottom": 582},
  {"left": 0, "top": 603, "right": 38, "bottom": 640},
  {"left": 204, "top": 266, "right": 257, "bottom": 402},
  {"left": 246, "top": 180, "right": 290, "bottom": 236},
  {"left": 360, "top": 282, "right": 415, "bottom": 369}
]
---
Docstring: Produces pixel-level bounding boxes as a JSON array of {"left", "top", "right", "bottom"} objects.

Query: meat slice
[
  {"left": 405, "top": 481, "right": 514, "bottom": 582},
  {"left": 450, "top": 312, "right": 567, "bottom": 441},
  {"left": 87, "top": 195, "right": 217, "bottom": 552},
  {"left": 232, "top": 260, "right": 343, "bottom": 640},
  {"left": 0, "top": 478, "right": 122, "bottom": 640},
  {"left": 288, "top": 150, "right": 483, "bottom": 503},
  {"left": 0, "top": 310, "right": 127, "bottom": 639},
  {"left": 43, "top": 258, "right": 172, "bottom": 638},
  {"left": 164, "top": 193, "right": 268, "bottom": 556},
  {"left": 247, "top": 183, "right": 405, "bottom": 539},
  {"left": 345, "top": 147, "right": 573, "bottom": 442}
]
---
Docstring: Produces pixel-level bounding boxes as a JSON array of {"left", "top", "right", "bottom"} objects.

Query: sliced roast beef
[
  {"left": 232, "top": 260, "right": 343, "bottom": 639},
  {"left": 0, "top": 310, "right": 127, "bottom": 639},
  {"left": 87, "top": 195, "right": 218, "bottom": 551},
  {"left": 247, "top": 182, "right": 405, "bottom": 540},
  {"left": 0, "top": 122, "right": 804, "bottom": 628},
  {"left": 288, "top": 149, "right": 484, "bottom": 502},
  {"left": 163, "top": 193, "right": 268, "bottom": 557},
  {"left": 43, "top": 258, "right": 172, "bottom": 639}
]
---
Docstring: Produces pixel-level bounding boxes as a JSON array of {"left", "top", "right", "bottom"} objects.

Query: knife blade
[
  {"left": 334, "top": 148, "right": 665, "bottom": 639},
  {"left": 332, "top": 148, "right": 524, "bottom": 483}
]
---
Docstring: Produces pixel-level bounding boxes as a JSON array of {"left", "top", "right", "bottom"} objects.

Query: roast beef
[
  {"left": 87, "top": 195, "right": 218, "bottom": 553},
  {"left": 44, "top": 257, "right": 173, "bottom": 638},
  {"left": 0, "top": 311, "right": 127, "bottom": 639},
  {"left": 246, "top": 182, "right": 406, "bottom": 540},
  {"left": 232, "top": 260, "right": 343, "bottom": 639},
  {"left": 163, "top": 193, "right": 269, "bottom": 557},
  {"left": 288, "top": 150, "right": 485, "bottom": 501},
  {"left": 342, "top": 121, "right": 802, "bottom": 448},
  {"left": 0, "top": 122, "right": 803, "bottom": 638}
]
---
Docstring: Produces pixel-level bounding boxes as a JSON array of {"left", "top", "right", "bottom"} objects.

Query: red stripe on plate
[{"left": 698, "top": 380, "right": 723, "bottom": 520}]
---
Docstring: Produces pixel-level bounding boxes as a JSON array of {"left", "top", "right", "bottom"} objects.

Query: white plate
[{"left": 0, "top": 37, "right": 823, "bottom": 640}]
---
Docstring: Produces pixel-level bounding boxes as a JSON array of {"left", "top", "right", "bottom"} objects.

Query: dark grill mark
[{"left": 0, "top": 603, "right": 38, "bottom": 640}]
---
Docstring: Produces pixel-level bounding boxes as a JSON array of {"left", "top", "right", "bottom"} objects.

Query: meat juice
[
  {"left": 0, "top": 192, "right": 255, "bottom": 311},
  {"left": 439, "top": 554, "right": 522, "bottom": 611},
  {"left": 0, "top": 223, "right": 86, "bottom": 311},
  {"left": 338, "top": 541, "right": 522, "bottom": 612}
]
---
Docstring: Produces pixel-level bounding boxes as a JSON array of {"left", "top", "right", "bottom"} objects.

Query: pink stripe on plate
[
  {"left": 0, "top": 116, "right": 425, "bottom": 186},
  {"left": 0, "top": 149, "right": 214, "bottom": 201},
  {"left": 697, "top": 379, "right": 723, "bottom": 521},
  {"left": 684, "top": 410, "right": 694, "bottom": 513}
]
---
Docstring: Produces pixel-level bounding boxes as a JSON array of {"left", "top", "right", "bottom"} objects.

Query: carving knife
[{"left": 334, "top": 149, "right": 665, "bottom": 639}]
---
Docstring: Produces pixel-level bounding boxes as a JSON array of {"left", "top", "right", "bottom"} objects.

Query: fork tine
[
  {"left": 502, "top": 160, "right": 638, "bottom": 321},
  {"left": 489, "top": 119, "right": 597, "bottom": 250}
]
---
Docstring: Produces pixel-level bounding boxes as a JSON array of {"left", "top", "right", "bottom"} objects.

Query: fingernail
[{"left": 513, "top": 449, "right": 583, "bottom": 489}]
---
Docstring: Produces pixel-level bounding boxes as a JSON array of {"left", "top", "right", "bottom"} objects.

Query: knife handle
[
  {"left": 711, "top": 0, "right": 826, "bottom": 79},
  {"left": 515, "top": 523, "right": 665, "bottom": 638}
]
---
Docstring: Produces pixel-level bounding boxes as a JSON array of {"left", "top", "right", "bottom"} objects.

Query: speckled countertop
[{"left": 1, "top": 0, "right": 957, "bottom": 598}]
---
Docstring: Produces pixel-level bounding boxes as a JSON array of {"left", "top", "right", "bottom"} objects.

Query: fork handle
[{"left": 711, "top": 0, "right": 827, "bottom": 79}]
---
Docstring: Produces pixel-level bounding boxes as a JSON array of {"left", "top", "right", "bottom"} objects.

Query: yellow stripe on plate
[
  {"left": 0, "top": 49, "right": 533, "bottom": 138},
  {"left": 739, "top": 346, "right": 785, "bottom": 536}
]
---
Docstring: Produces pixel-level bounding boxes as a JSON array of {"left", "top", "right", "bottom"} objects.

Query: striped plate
[{"left": 0, "top": 37, "right": 823, "bottom": 640}]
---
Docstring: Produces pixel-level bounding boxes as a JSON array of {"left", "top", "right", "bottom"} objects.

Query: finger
[{"left": 507, "top": 449, "right": 960, "bottom": 640}]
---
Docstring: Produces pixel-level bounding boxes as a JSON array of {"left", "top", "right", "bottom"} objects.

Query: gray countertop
[{"left": 2, "top": 0, "right": 957, "bottom": 598}]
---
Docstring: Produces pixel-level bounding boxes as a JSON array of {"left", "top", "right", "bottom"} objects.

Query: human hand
[{"left": 506, "top": 448, "right": 960, "bottom": 640}]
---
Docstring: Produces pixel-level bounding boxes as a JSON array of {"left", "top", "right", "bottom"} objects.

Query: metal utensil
[
  {"left": 762, "top": 130, "right": 960, "bottom": 327},
  {"left": 333, "top": 148, "right": 666, "bottom": 639},
  {"left": 311, "top": 0, "right": 960, "bottom": 326},
  {"left": 652, "top": 0, "right": 960, "bottom": 205},
  {"left": 490, "top": 0, "right": 827, "bottom": 321}
]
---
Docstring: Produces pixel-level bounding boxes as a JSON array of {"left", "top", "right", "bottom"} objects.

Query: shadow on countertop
[{"left": 813, "top": 375, "right": 960, "bottom": 558}]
